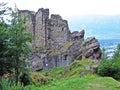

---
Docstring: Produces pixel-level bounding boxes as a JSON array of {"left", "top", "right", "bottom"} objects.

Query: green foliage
[
  {"left": 20, "top": 73, "right": 31, "bottom": 86},
  {"left": 0, "top": 78, "right": 25, "bottom": 90},
  {"left": 101, "top": 48, "right": 108, "bottom": 60},
  {"left": 98, "top": 44, "right": 120, "bottom": 80},
  {"left": 112, "top": 44, "right": 120, "bottom": 61},
  {"left": 30, "top": 72, "right": 49, "bottom": 87},
  {"left": 0, "top": 3, "right": 32, "bottom": 85},
  {"left": 97, "top": 60, "right": 113, "bottom": 76},
  {"left": 0, "top": 2, "right": 13, "bottom": 76},
  {"left": 8, "top": 7, "right": 32, "bottom": 84},
  {"left": 0, "top": 78, "right": 11, "bottom": 90}
]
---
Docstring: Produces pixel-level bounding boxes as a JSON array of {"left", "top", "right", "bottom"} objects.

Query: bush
[
  {"left": 20, "top": 73, "right": 31, "bottom": 86},
  {"left": 0, "top": 78, "right": 24, "bottom": 90},
  {"left": 97, "top": 44, "right": 120, "bottom": 80},
  {"left": 30, "top": 72, "right": 49, "bottom": 86},
  {"left": 0, "top": 78, "right": 11, "bottom": 90},
  {"left": 97, "top": 60, "right": 112, "bottom": 76},
  {"left": 111, "top": 60, "right": 120, "bottom": 80},
  {"left": 97, "top": 59, "right": 120, "bottom": 80}
]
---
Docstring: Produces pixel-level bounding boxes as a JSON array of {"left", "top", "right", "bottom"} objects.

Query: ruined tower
[
  {"left": 20, "top": 8, "right": 70, "bottom": 49},
  {"left": 47, "top": 14, "right": 70, "bottom": 49}
]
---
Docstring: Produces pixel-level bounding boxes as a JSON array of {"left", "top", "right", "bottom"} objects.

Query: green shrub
[
  {"left": 97, "top": 59, "right": 120, "bottom": 80},
  {"left": 20, "top": 73, "right": 31, "bottom": 86},
  {"left": 0, "top": 78, "right": 11, "bottom": 90},
  {"left": 97, "top": 44, "right": 120, "bottom": 80},
  {"left": 111, "top": 60, "right": 120, "bottom": 80},
  {"left": 30, "top": 72, "right": 49, "bottom": 86},
  {"left": 97, "top": 60, "right": 112, "bottom": 76},
  {"left": 0, "top": 78, "right": 25, "bottom": 90}
]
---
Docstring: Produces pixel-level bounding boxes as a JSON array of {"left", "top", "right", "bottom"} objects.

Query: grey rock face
[
  {"left": 47, "top": 14, "right": 70, "bottom": 49},
  {"left": 82, "top": 37, "right": 101, "bottom": 60},
  {"left": 35, "top": 8, "right": 49, "bottom": 47},
  {"left": 70, "top": 30, "right": 85, "bottom": 41},
  {"left": 43, "top": 54, "right": 72, "bottom": 70},
  {"left": 29, "top": 50, "right": 46, "bottom": 71},
  {"left": 20, "top": 8, "right": 101, "bottom": 71},
  {"left": 80, "top": 72, "right": 86, "bottom": 77}
]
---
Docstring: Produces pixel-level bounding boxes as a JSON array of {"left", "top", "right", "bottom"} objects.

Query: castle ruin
[{"left": 20, "top": 8, "right": 101, "bottom": 71}]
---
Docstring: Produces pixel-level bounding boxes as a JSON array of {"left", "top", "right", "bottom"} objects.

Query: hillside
[
  {"left": 39, "top": 75, "right": 120, "bottom": 90},
  {"left": 24, "top": 59, "right": 120, "bottom": 90}
]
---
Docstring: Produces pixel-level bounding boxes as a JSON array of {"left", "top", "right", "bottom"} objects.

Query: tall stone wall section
[
  {"left": 20, "top": 8, "right": 69, "bottom": 49},
  {"left": 35, "top": 9, "right": 49, "bottom": 47},
  {"left": 47, "top": 14, "right": 70, "bottom": 49}
]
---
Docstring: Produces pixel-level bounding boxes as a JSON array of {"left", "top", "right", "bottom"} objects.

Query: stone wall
[
  {"left": 35, "top": 8, "right": 49, "bottom": 47},
  {"left": 20, "top": 8, "right": 70, "bottom": 49},
  {"left": 47, "top": 14, "right": 70, "bottom": 49}
]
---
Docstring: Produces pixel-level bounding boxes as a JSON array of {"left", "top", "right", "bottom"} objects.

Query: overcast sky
[
  {"left": 2, "top": 0, "right": 120, "bottom": 19},
  {"left": 2, "top": 0, "right": 120, "bottom": 39}
]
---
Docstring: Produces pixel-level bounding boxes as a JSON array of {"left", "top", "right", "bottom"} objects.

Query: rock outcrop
[{"left": 20, "top": 8, "right": 101, "bottom": 71}]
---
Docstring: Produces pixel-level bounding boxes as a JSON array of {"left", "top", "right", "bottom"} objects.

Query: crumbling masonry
[{"left": 20, "top": 8, "right": 101, "bottom": 71}]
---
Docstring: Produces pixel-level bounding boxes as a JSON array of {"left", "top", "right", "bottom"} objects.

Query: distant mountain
[{"left": 68, "top": 15, "right": 120, "bottom": 39}]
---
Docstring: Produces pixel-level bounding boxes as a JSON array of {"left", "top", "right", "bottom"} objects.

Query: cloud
[
  {"left": 1, "top": 0, "right": 120, "bottom": 39},
  {"left": 2, "top": 0, "right": 120, "bottom": 19}
]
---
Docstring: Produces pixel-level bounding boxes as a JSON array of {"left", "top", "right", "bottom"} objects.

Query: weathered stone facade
[
  {"left": 35, "top": 8, "right": 49, "bottom": 47},
  {"left": 47, "top": 14, "right": 70, "bottom": 49},
  {"left": 20, "top": 8, "right": 70, "bottom": 49},
  {"left": 20, "top": 8, "right": 101, "bottom": 71}
]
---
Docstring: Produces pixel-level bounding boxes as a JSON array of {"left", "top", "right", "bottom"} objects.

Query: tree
[
  {"left": 97, "top": 44, "right": 120, "bottom": 80},
  {"left": 8, "top": 7, "right": 32, "bottom": 84},
  {"left": 101, "top": 48, "right": 107, "bottom": 60},
  {"left": 0, "top": 2, "right": 12, "bottom": 76},
  {"left": 112, "top": 44, "right": 120, "bottom": 61},
  {"left": 0, "top": 3, "right": 32, "bottom": 85}
]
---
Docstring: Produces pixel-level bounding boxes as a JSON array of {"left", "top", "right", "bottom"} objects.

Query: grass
[
  {"left": 26, "top": 75, "right": 120, "bottom": 90},
  {"left": 3, "top": 59, "right": 120, "bottom": 90},
  {"left": 37, "top": 59, "right": 94, "bottom": 80}
]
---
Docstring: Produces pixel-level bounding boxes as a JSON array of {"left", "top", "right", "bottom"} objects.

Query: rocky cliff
[{"left": 20, "top": 8, "right": 101, "bottom": 71}]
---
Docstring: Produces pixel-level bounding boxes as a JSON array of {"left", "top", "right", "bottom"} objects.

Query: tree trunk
[{"left": 15, "top": 57, "right": 19, "bottom": 85}]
